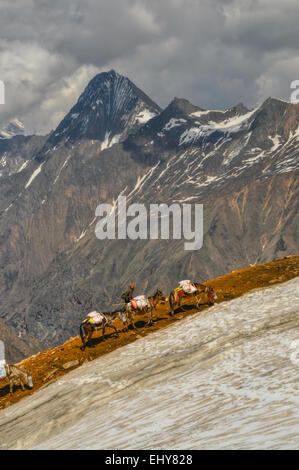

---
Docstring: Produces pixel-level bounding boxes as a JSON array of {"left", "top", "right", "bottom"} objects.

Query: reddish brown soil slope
[{"left": 0, "top": 255, "right": 298, "bottom": 410}]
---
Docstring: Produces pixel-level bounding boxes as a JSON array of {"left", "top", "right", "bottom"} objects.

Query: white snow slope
[{"left": 0, "top": 278, "right": 298, "bottom": 450}]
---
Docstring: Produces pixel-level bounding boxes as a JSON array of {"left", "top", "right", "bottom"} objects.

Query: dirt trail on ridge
[{"left": 0, "top": 254, "right": 298, "bottom": 411}]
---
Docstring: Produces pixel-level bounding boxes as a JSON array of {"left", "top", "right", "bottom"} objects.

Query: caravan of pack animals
[{"left": 0, "top": 280, "right": 216, "bottom": 396}]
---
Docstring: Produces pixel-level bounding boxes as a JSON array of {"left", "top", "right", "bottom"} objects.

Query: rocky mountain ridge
[{"left": 0, "top": 71, "right": 297, "bottom": 354}]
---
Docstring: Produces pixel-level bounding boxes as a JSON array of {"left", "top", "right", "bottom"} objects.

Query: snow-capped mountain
[
  {"left": 0, "top": 71, "right": 298, "bottom": 353},
  {"left": 0, "top": 134, "right": 47, "bottom": 179},
  {"left": 123, "top": 96, "right": 299, "bottom": 199},
  {"left": 0, "top": 118, "right": 25, "bottom": 139},
  {"left": 49, "top": 69, "right": 161, "bottom": 149},
  {"left": 0, "top": 118, "right": 47, "bottom": 179}
]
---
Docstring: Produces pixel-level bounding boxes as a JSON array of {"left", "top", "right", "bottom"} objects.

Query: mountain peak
[
  {"left": 261, "top": 96, "right": 290, "bottom": 108},
  {"left": 166, "top": 97, "right": 203, "bottom": 116},
  {"left": 49, "top": 71, "right": 161, "bottom": 147},
  {"left": 0, "top": 118, "right": 25, "bottom": 139},
  {"left": 230, "top": 103, "right": 249, "bottom": 114},
  {"left": 259, "top": 96, "right": 299, "bottom": 112}
]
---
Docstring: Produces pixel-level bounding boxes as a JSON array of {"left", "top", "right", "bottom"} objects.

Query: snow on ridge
[
  {"left": 101, "top": 131, "right": 122, "bottom": 151},
  {"left": 101, "top": 131, "right": 111, "bottom": 150},
  {"left": 17, "top": 160, "right": 30, "bottom": 173},
  {"left": 53, "top": 154, "right": 72, "bottom": 185},
  {"left": 110, "top": 133, "right": 121, "bottom": 146},
  {"left": 0, "top": 118, "right": 25, "bottom": 139},
  {"left": 11, "top": 118, "right": 24, "bottom": 128},
  {"left": 4, "top": 203, "right": 13, "bottom": 213},
  {"left": 269, "top": 135, "right": 281, "bottom": 152},
  {"left": 188, "top": 97, "right": 293, "bottom": 121},
  {"left": 135, "top": 108, "right": 157, "bottom": 124},
  {"left": 25, "top": 163, "right": 44, "bottom": 189},
  {"left": 75, "top": 216, "right": 97, "bottom": 243},
  {"left": 180, "top": 108, "right": 257, "bottom": 146},
  {"left": 270, "top": 97, "right": 292, "bottom": 104},
  {"left": 207, "top": 108, "right": 257, "bottom": 131},
  {"left": 190, "top": 109, "right": 226, "bottom": 117},
  {"left": 162, "top": 118, "right": 187, "bottom": 132}
]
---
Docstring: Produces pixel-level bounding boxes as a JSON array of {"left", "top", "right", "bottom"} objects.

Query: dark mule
[
  {"left": 125, "top": 289, "right": 166, "bottom": 330},
  {"left": 79, "top": 311, "right": 127, "bottom": 350},
  {"left": 169, "top": 282, "right": 216, "bottom": 316}
]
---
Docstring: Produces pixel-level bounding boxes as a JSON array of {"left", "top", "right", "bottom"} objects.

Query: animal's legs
[
  {"left": 122, "top": 309, "right": 130, "bottom": 332},
  {"left": 123, "top": 318, "right": 129, "bottom": 332},
  {"left": 146, "top": 307, "right": 153, "bottom": 326},
  {"left": 179, "top": 296, "right": 187, "bottom": 312},
  {"left": 86, "top": 328, "right": 93, "bottom": 347},
  {"left": 80, "top": 323, "right": 87, "bottom": 350},
  {"left": 110, "top": 324, "right": 119, "bottom": 337},
  {"left": 129, "top": 311, "right": 136, "bottom": 330},
  {"left": 169, "top": 292, "right": 175, "bottom": 316},
  {"left": 101, "top": 324, "right": 106, "bottom": 341}
]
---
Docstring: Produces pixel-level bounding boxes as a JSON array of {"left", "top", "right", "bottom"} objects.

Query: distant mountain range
[
  {"left": 0, "top": 118, "right": 25, "bottom": 139},
  {"left": 0, "top": 70, "right": 298, "bottom": 359}
]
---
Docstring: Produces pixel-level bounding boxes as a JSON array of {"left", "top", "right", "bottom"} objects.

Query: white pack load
[
  {"left": 87, "top": 311, "right": 105, "bottom": 324},
  {"left": 0, "top": 359, "right": 7, "bottom": 381},
  {"left": 179, "top": 280, "right": 197, "bottom": 294},
  {"left": 131, "top": 295, "right": 148, "bottom": 309}
]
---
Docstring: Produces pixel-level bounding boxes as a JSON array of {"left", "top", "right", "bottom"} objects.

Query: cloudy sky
[{"left": 0, "top": 0, "right": 298, "bottom": 134}]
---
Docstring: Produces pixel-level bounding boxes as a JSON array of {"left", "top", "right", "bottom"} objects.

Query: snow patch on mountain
[
  {"left": 53, "top": 154, "right": 72, "bottom": 185},
  {"left": 17, "top": 160, "right": 30, "bottom": 173},
  {"left": 0, "top": 119, "right": 25, "bottom": 139},
  {"left": 190, "top": 109, "right": 226, "bottom": 118},
  {"left": 179, "top": 109, "right": 257, "bottom": 146},
  {"left": 100, "top": 131, "right": 122, "bottom": 150},
  {"left": 269, "top": 135, "right": 281, "bottom": 152},
  {"left": 135, "top": 109, "right": 157, "bottom": 124},
  {"left": 25, "top": 163, "right": 44, "bottom": 189},
  {"left": 161, "top": 118, "right": 187, "bottom": 132}
]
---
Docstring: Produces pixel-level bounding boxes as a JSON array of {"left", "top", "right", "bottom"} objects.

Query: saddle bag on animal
[
  {"left": 209, "top": 290, "right": 217, "bottom": 300},
  {"left": 179, "top": 280, "right": 197, "bottom": 294},
  {"left": 86, "top": 311, "right": 105, "bottom": 325},
  {"left": 131, "top": 295, "right": 147, "bottom": 309}
]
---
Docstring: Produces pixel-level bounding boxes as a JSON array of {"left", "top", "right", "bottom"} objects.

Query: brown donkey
[
  {"left": 80, "top": 311, "right": 127, "bottom": 350},
  {"left": 125, "top": 289, "right": 166, "bottom": 330},
  {"left": 169, "top": 282, "right": 216, "bottom": 316}
]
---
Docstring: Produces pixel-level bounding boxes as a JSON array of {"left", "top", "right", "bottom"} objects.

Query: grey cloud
[{"left": 0, "top": 0, "right": 298, "bottom": 134}]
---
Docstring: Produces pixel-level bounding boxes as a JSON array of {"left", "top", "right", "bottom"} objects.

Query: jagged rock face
[
  {"left": 0, "top": 134, "right": 47, "bottom": 180},
  {"left": 0, "top": 318, "right": 41, "bottom": 363},
  {"left": 0, "top": 71, "right": 298, "bottom": 356},
  {"left": 48, "top": 70, "right": 161, "bottom": 149}
]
